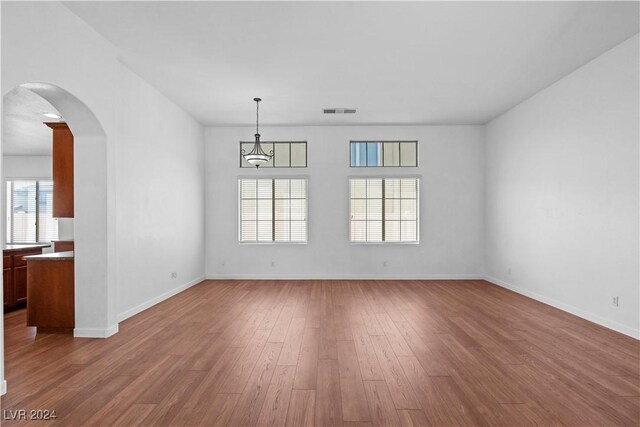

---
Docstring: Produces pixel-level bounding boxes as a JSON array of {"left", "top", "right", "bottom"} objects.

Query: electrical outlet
[
  {"left": 170, "top": 272, "right": 177, "bottom": 279},
  {"left": 271, "top": 261, "right": 275, "bottom": 267},
  {"left": 612, "top": 296, "right": 619, "bottom": 307},
  {"left": 383, "top": 261, "right": 388, "bottom": 267},
  {"left": 508, "top": 267, "right": 512, "bottom": 275}
]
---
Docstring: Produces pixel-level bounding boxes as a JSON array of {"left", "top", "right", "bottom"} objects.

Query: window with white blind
[
  {"left": 6, "top": 180, "right": 58, "bottom": 243},
  {"left": 239, "top": 178, "right": 308, "bottom": 243},
  {"left": 350, "top": 178, "right": 419, "bottom": 243}
]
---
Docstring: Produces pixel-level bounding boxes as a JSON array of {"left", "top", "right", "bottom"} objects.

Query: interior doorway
[{"left": 1, "top": 82, "right": 115, "bottom": 395}]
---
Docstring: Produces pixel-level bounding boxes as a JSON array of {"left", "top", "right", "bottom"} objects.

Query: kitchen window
[{"left": 6, "top": 180, "right": 58, "bottom": 243}]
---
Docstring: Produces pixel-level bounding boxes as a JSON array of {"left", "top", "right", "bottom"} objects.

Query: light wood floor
[{"left": 2, "top": 280, "right": 639, "bottom": 426}]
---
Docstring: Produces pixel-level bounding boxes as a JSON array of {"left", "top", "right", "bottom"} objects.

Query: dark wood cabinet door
[
  {"left": 46, "top": 122, "right": 74, "bottom": 218},
  {"left": 27, "top": 259, "right": 74, "bottom": 328},
  {"left": 4, "top": 268, "right": 13, "bottom": 307},
  {"left": 3, "top": 248, "right": 48, "bottom": 311},
  {"left": 14, "top": 265, "right": 28, "bottom": 303}
]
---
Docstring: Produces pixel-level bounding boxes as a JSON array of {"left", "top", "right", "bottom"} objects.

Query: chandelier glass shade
[{"left": 242, "top": 98, "right": 273, "bottom": 168}]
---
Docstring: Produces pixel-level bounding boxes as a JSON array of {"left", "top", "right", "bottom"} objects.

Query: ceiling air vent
[{"left": 323, "top": 108, "right": 356, "bottom": 114}]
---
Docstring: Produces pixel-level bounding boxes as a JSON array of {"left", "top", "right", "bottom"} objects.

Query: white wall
[
  {"left": 206, "top": 125, "right": 485, "bottom": 279},
  {"left": 1, "top": 1, "right": 206, "bottom": 393},
  {"left": 115, "top": 65, "right": 205, "bottom": 320},
  {"left": 2, "top": 155, "right": 51, "bottom": 179},
  {"left": 485, "top": 34, "right": 640, "bottom": 338}
]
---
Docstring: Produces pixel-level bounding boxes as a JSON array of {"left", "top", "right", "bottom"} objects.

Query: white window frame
[
  {"left": 238, "top": 176, "right": 309, "bottom": 244},
  {"left": 349, "top": 176, "right": 420, "bottom": 244}
]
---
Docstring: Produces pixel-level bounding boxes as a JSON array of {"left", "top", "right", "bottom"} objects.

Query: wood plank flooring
[{"left": 2, "top": 279, "right": 639, "bottom": 426}]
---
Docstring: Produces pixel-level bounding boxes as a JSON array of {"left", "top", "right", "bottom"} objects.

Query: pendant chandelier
[{"left": 242, "top": 97, "right": 273, "bottom": 168}]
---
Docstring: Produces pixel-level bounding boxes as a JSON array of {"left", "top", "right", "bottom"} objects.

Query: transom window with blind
[
  {"left": 350, "top": 178, "right": 419, "bottom": 243},
  {"left": 6, "top": 180, "right": 58, "bottom": 243},
  {"left": 239, "top": 178, "right": 308, "bottom": 243}
]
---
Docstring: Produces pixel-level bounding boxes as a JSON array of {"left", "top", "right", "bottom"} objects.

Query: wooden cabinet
[
  {"left": 14, "top": 265, "right": 28, "bottom": 303},
  {"left": 3, "top": 246, "right": 49, "bottom": 311},
  {"left": 45, "top": 122, "right": 74, "bottom": 218},
  {"left": 3, "top": 269, "right": 12, "bottom": 310},
  {"left": 26, "top": 253, "right": 75, "bottom": 331},
  {"left": 53, "top": 240, "right": 74, "bottom": 253}
]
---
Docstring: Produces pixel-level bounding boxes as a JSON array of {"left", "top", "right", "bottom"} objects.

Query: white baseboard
[
  {"left": 205, "top": 274, "right": 484, "bottom": 280},
  {"left": 74, "top": 323, "right": 119, "bottom": 339},
  {"left": 485, "top": 275, "right": 639, "bottom": 340},
  {"left": 1, "top": 379, "right": 6, "bottom": 395},
  {"left": 117, "top": 276, "right": 206, "bottom": 323}
]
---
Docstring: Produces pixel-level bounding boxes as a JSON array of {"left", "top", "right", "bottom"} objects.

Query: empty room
[{"left": 1, "top": 1, "right": 638, "bottom": 426}]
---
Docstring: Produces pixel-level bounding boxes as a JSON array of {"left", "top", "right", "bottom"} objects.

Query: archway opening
[{"left": 1, "top": 82, "right": 115, "bottom": 394}]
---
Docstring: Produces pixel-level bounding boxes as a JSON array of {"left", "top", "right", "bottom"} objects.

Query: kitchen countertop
[
  {"left": 24, "top": 251, "right": 74, "bottom": 261},
  {"left": 3, "top": 244, "right": 51, "bottom": 252}
]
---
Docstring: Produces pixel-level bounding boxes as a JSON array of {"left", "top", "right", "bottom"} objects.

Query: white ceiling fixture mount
[
  {"left": 42, "top": 112, "right": 62, "bottom": 119},
  {"left": 241, "top": 98, "right": 273, "bottom": 168}
]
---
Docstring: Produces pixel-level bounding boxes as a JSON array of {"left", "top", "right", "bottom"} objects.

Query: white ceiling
[
  {"left": 3, "top": 87, "right": 59, "bottom": 156},
  {"left": 64, "top": 1, "right": 639, "bottom": 126}
]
